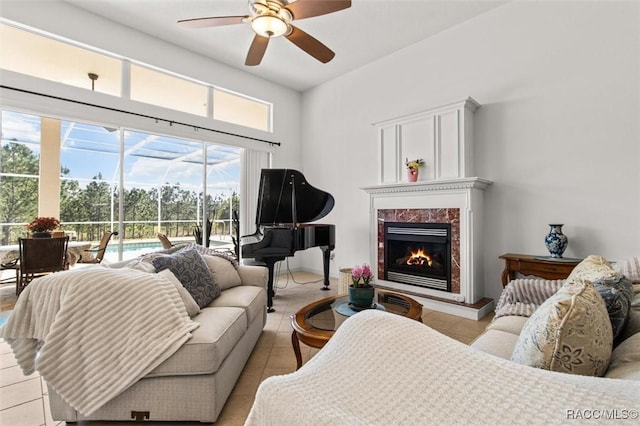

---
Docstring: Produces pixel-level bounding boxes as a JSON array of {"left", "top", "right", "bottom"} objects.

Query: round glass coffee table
[{"left": 290, "top": 290, "right": 423, "bottom": 369}]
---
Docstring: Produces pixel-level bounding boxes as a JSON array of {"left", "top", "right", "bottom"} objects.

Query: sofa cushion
[
  {"left": 604, "top": 333, "right": 640, "bottom": 381},
  {"left": 592, "top": 275, "right": 634, "bottom": 340},
  {"left": 152, "top": 247, "right": 220, "bottom": 308},
  {"left": 470, "top": 329, "right": 520, "bottom": 360},
  {"left": 202, "top": 254, "right": 242, "bottom": 291},
  {"left": 147, "top": 306, "right": 247, "bottom": 376},
  {"left": 510, "top": 278, "right": 613, "bottom": 377},
  {"left": 486, "top": 316, "right": 529, "bottom": 336},
  {"left": 207, "top": 285, "right": 266, "bottom": 326},
  {"left": 157, "top": 269, "right": 201, "bottom": 317}
]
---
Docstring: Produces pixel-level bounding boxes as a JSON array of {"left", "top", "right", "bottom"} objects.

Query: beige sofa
[
  {"left": 471, "top": 255, "right": 640, "bottom": 380},
  {"left": 48, "top": 249, "right": 268, "bottom": 423}
]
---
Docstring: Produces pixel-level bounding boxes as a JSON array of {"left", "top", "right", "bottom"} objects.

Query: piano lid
[{"left": 255, "top": 169, "right": 334, "bottom": 226}]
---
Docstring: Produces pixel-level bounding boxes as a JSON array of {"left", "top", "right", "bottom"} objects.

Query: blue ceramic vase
[{"left": 544, "top": 224, "right": 568, "bottom": 258}]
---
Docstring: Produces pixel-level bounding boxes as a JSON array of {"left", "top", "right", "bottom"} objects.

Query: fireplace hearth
[{"left": 384, "top": 222, "right": 451, "bottom": 292}]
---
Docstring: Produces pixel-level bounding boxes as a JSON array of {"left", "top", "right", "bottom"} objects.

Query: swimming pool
[{"left": 103, "top": 239, "right": 232, "bottom": 262}]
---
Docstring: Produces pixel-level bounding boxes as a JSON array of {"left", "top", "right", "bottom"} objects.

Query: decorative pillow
[
  {"left": 151, "top": 247, "right": 220, "bottom": 308},
  {"left": 139, "top": 244, "right": 188, "bottom": 263},
  {"left": 202, "top": 254, "right": 242, "bottom": 291},
  {"left": 181, "top": 243, "right": 240, "bottom": 267},
  {"left": 123, "top": 259, "right": 157, "bottom": 273},
  {"left": 593, "top": 275, "right": 634, "bottom": 340},
  {"left": 613, "top": 257, "right": 640, "bottom": 283},
  {"left": 567, "top": 255, "right": 618, "bottom": 283},
  {"left": 157, "top": 269, "right": 201, "bottom": 317},
  {"left": 510, "top": 278, "right": 613, "bottom": 377}
]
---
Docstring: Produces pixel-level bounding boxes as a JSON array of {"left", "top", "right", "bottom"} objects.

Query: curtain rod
[{"left": 0, "top": 85, "right": 281, "bottom": 147}]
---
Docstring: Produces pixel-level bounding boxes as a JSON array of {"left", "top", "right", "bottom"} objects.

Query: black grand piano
[{"left": 241, "top": 169, "right": 335, "bottom": 312}]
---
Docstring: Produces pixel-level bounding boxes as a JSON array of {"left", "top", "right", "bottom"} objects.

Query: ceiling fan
[{"left": 177, "top": 0, "right": 351, "bottom": 66}]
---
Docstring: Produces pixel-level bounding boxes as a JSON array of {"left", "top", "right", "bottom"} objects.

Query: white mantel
[{"left": 362, "top": 177, "right": 492, "bottom": 194}]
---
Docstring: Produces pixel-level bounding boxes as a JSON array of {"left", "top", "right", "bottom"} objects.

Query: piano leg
[
  {"left": 265, "top": 261, "right": 276, "bottom": 313},
  {"left": 321, "top": 247, "right": 331, "bottom": 291},
  {"left": 244, "top": 257, "right": 280, "bottom": 313}
]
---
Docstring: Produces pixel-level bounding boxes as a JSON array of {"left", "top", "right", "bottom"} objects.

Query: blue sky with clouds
[{"left": 2, "top": 110, "right": 240, "bottom": 197}]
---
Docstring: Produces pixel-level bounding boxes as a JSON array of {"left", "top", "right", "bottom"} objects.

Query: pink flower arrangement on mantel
[{"left": 351, "top": 263, "right": 374, "bottom": 288}]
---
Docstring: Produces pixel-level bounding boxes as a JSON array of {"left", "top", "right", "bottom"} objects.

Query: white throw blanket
[
  {"left": 0, "top": 266, "right": 199, "bottom": 416},
  {"left": 246, "top": 310, "right": 640, "bottom": 425}
]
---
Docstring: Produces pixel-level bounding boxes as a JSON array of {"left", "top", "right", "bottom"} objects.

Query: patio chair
[
  {"left": 17, "top": 236, "right": 69, "bottom": 295},
  {"left": 157, "top": 233, "right": 174, "bottom": 249},
  {"left": 0, "top": 258, "right": 19, "bottom": 286},
  {"left": 77, "top": 231, "right": 118, "bottom": 264}
]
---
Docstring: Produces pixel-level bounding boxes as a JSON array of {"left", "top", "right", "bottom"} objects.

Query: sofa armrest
[{"left": 237, "top": 265, "right": 268, "bottom": 289}]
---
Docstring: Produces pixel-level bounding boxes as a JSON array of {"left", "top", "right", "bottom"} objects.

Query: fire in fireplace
[{"left": 383, "top": 222, "right": 451, "bottom": 292}]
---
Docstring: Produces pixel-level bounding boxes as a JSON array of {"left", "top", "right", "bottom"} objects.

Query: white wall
[{"left": 300, "top": 0, "right": 640, "bottom": 301}]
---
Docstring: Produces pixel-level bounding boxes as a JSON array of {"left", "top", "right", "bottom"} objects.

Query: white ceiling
[{"left": 64, "top": 0, "right": 509, "bottom": 92}]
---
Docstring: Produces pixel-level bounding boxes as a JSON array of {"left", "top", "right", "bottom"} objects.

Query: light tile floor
[{"left": 0, "top": 271, "right": 493, "bottom": 425}]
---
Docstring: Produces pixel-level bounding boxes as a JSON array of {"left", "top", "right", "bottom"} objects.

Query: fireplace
[
  {"left": 384, "top": 222, "right": 451, "bottom": 292},
  {"left": 363, "top": 179, "right": 492, "bottom": 319}
]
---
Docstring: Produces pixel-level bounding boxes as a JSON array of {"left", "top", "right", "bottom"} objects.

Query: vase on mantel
[
  {"left": 544, "top": 224, "right": 568, "bottom": 258},
  {"left": 407, "top": 168, "right": 419, "bottom": 182}
]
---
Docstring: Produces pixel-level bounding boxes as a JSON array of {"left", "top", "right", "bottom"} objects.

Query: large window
[
  {"left": 0, "top": 111, "right": 40, "bottom": 244},
  {"left": 0, "top": 22, "right": 273, "bottom": 132},
  {"left": 0, "top": 110, "right": 241, "bottom": 261},
  {"left": 0, "top": 24, "right": 122, "bottom": 96},
  {"left": 130, "top": 65, "right": 208, "bottom": 117},
  {"left": 213, "top": 88, "right": 271, "bottom": 132}
]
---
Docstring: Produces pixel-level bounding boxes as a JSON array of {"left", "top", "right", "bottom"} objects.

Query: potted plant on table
[
  {"left": 26, "top": 217, "right": 60, "bottom": 238},
  {"left": 348, "top": 263, "right": 375, "bottom": 309},
  {"left": 405, "top": 158, "right": 425, "bottom": 182}
]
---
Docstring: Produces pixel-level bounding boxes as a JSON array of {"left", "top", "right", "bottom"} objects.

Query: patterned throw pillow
[
  {"left": 511, "top": 278, "right": 613, "bottom": 377},
  {"left": 593, "top": 275, "right": 634, "bottom": 340},
  {"left": 152, "top": 247, "right": 220, "bottom": 308},
  {"left": 566, "top": 255, "right": 618, "bottom": 283}
]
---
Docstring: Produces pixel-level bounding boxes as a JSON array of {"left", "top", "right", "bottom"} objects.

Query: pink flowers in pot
[{"left": 351, "top": 263, "right": 374, "bottom": 288}]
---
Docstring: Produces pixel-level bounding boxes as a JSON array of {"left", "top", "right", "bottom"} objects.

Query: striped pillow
[{"left": 613, "top": 257, "right": 640, "bottom": 283}]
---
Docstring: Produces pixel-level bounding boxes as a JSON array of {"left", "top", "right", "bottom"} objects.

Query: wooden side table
[{"left": 499, "top": 253, "right": 582, "bottom": 287}]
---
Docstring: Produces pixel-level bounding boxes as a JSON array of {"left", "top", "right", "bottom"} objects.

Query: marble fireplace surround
[
  {"left": 362, "top": 178, "right": 493, "bottom": 319},
  {"left": 378, "top": 208, "right": 461, "bottom": 294}
]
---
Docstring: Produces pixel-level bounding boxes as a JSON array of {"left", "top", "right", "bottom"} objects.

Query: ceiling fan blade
[
  {"left": 285, "top": 26, "right": 335, "bottom": 63},
  {"left": 177, "top": 16, "right": 247, "bottom": 29},
  {"left": 245, "top": 35, "right": 270, "bottom": 66},
  {"left": 286, "top": 0, "right": 351, "bottom": 20}
]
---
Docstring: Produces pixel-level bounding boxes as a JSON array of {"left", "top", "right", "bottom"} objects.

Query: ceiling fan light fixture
[{"left": 251, "top": 15, "right": 288, "bottom": 37}]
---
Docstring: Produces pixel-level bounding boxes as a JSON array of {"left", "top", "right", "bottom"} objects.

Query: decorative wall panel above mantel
[{"left": 373, "top": 97, "right": 479, "bottom": 184}]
